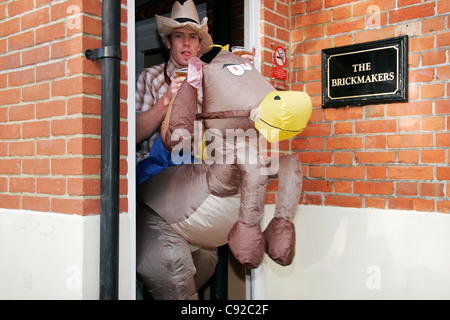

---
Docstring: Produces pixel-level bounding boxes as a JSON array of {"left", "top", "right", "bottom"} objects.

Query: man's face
[{"left": 166, "top": 27, "right": 201, "bottom": 68}]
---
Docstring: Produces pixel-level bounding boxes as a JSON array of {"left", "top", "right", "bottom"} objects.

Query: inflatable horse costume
[{"left": 137, "top": 50, "right": 312, "bottom": 299}]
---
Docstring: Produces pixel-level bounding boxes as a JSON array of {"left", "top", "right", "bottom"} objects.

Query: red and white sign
[
  {"left": 272, "top": 67, "right": 287, "bottom": 81},
  {"left": 273, "top": 46, "right": 287, "bottom": 68}
]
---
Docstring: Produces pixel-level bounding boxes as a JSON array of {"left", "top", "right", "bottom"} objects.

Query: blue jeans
[{"left": 136, "top": 134, "right": 193, "bottom": 185}]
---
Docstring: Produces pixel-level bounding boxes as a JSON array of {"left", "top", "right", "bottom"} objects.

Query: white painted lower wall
[
  {"left": 2, "top": 205, "right": 449, "bottom": 300},
  {"left": 0, "top": 209, "right": 131, "bottom": 300},
  {"left": 254, "top": 205, "right": 450, "bottom": 300}
]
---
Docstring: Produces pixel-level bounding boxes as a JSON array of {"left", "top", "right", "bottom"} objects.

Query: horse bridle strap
[{"left": 196, "top": 110, "right": 251, "bottom": 120}]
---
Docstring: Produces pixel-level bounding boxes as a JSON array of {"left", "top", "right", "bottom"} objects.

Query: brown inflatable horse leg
[
  {"left": 263, "top": 155, "right": 303, "bottom": 266},
  {"left": 228, "top": 150, "right": 269, "bottom": 269}
]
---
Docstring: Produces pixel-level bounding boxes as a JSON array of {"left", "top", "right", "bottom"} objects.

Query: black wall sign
[{"left": 322, "top": 36, "right": 408, "bottom": 108}]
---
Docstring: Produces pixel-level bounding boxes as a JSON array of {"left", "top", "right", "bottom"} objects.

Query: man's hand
[
  {"left": 162, "top": 76, "right": 186, "bottom": 105},
  {"left": 240, "top": 47, "right": 256, "bottom": 65}
]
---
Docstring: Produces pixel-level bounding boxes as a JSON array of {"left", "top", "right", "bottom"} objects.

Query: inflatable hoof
[
  {"left": 263, "top": 217, "right": 295, "bottom": 266},
  {"left": 228, "top": 221, "right": 265, "bottom": 269}
]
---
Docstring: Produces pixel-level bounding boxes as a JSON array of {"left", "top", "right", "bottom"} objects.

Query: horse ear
[
  {"left": 187, "top": 57, "right": 203, "bottom": 90},
  {"left": 161, "top": 81, "right": 196, "bottom": 152},
  {"left": 161, "top": 58, "right": 202, "bottom": 152}
]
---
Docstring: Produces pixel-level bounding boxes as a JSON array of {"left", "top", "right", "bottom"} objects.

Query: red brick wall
[
  {"left": 2, "top": 0, "right": 447, "bottom": 215},
  {"left": 263, "top": 0, "right": 449, "bottom": 213},
  {"left": 261, "top": 0, "right": 291, "bottom": 91},
  {"left": 0, "top": 0, "right": 129, "bottom": 215}
]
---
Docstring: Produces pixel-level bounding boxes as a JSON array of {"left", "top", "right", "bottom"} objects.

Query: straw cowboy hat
[{"left": 156, "top": 0, "right": 214, "bottom": 57}]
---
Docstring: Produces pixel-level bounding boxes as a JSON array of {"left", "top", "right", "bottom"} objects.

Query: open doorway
[
  {"left": 135, "top": 0, "right": 247, "bottom": 70},
  {"left": 133, "top": 0, "right": 251, "bottom": 300}
]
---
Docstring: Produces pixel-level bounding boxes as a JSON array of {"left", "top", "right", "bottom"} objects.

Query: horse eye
[{"left": 225, "top": 64, "right": 245, "bottom": 76}]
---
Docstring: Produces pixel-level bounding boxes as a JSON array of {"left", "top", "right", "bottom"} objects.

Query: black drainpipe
[{"left": 85, "top": 0, "right": 122, "bottom": 300}]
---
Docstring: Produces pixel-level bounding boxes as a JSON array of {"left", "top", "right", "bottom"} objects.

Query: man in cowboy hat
[
  {"left": 135, "top": 0, "right": 213, "bottom": 148},
  {"left": 135, "top": 0, "right": 253, "bottom": 300}
]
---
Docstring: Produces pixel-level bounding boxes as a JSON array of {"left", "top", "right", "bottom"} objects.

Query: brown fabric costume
[{"left": 137, "top": 51, "right": 312, "bottom": 299}]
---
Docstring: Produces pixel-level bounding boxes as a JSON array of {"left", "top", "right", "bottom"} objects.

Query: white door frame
[
  {"left": 243, "top": 0, "right": 262, "bottom": 300},
  {"left": 126, "top": 0, "right": 261, "bottom": 300},
  {"left": 245, "top": 0, "right": 261, "bottom": 72},
  {"left": 126, "top": 0, "right": 137, "bottom": 300}
]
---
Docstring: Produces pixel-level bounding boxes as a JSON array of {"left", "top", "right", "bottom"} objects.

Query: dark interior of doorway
[{"left": 135, "top": 0, "right": 246, "bottom": 300}]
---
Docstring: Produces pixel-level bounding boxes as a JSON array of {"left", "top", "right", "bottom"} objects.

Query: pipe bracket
[{"left": 85, "top": 46, "right": 122, "bottom": 60}]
